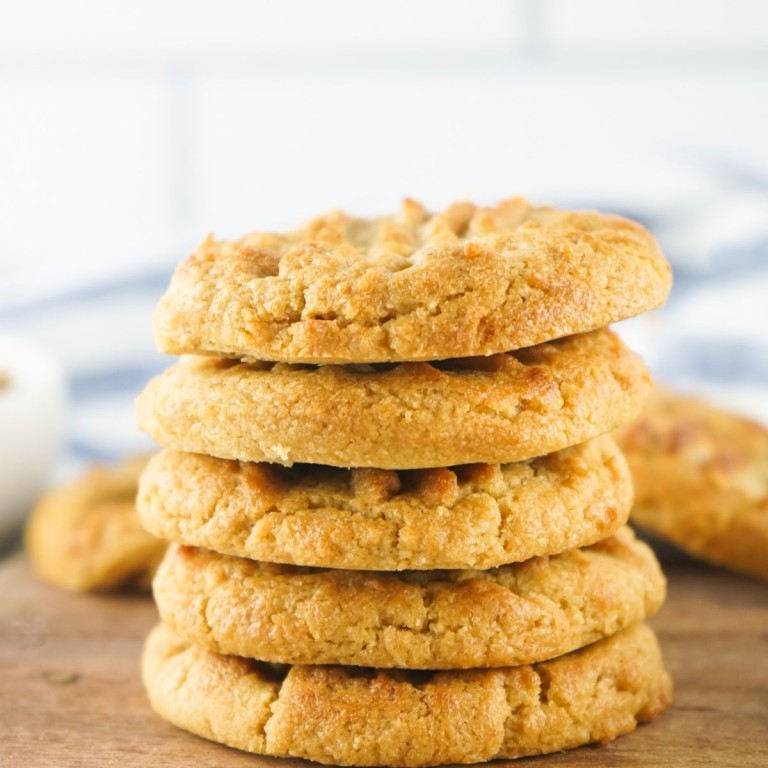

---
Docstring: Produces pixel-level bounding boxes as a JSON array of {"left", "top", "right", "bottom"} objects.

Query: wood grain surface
[{"left": 1, "top": 547, "right": 767, "bottom": 767}]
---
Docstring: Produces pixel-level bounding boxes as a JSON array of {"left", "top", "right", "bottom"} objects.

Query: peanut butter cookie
[
  {"left": 153, "top": 527, "right": 665, "bottom": 669},
  {"left": 25, "top": 456, "right": 165, "bottom": 591},
  {"left": 138, "top": 435, "right": 631, "bottom": 570},
  {"left": 137, "top": 329, "right": 650, "bottom": 469},
  {"left": 154, "top": 197, "right": 671, "bottom": 363},
  {"left": 142, "top": 621, "right": 672, "bottom": 766},
  {"left": 616, "top": 388, "right": 768, "bottom": 580}
]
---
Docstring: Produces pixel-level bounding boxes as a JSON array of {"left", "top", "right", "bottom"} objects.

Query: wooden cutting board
[{"left": 1, "top": 548, "right": 767, "bottom": 767}]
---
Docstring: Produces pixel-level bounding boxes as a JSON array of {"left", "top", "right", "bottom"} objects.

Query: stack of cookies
[{"left": 136, "top": 198, "right": 674, "bottom": 766}]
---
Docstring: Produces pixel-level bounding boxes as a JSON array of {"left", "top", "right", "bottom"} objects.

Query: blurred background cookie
[
  {"left": 25, "top": 455, "right": 165, "bottom": 591},
  {"left": 616, "top": 388, "right": 768, "bottom": 580}
]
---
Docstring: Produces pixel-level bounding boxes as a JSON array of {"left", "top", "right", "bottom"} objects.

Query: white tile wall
[
  {"left": 548, "top": 0, "right": 768, "bottom": 49},
  {"left": 0, "top": 0, "right": 766, "bottom": 287},
  {"left": 0, "top": 75, "right": 174, "bottom": 299},
  {"left": 192, "top": 66, "right": 768, "bottom": 243},
  {"left": 0, "top": 0, "right": 521, "bottom": 55},
  {"left": 191, "top": 71, "right": 700, "bottom": 234}
]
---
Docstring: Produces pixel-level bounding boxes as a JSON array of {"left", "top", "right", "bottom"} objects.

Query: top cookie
[{"left": 154, "top": 198, "right": 671, "bottom": 363}]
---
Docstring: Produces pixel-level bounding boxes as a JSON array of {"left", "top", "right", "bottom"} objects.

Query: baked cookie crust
[
  {"left": 137, "top": 328, "right": 650, "bottom": 469},
  {"left": 138, "top": 435, "right": 631, "bottom": 570},
  {"left": 616, "top": 388, "right": 768, "bottom": 580},
  {"left": 152, "top": 527, "right": 665, "bottom": 669},
  {"left": 142, "top": 622, "right": 672, "bottom": 766},
  {"left": 154, "top": 198, "right": 671, "bottom": 363}
]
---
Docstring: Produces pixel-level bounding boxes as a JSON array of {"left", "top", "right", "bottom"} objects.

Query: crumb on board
[{"left": 42, "top": 670, "right": 79, "bottom": 685}]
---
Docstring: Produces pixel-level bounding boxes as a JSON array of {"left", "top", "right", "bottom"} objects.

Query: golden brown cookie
[
  {"left": 138, "top": 435, "right": 631, "bottom": 570},
  {"left": 142, "top": 621, "right": 672, "bottom": 766},
  {"left": 137, "top": 328, "right": 650, "bottom": 469},
  {"left": 616, "top": 388, "right": 768, "bottom": 580},
  {"left": 153, "top": 527, "right": 665, "bottom": 669},
  {"left": 25, "top": 456, "right": 166, "bottom": 592},
  {"left": 154, "top": 197, "right": 671, "bottom": 364}
]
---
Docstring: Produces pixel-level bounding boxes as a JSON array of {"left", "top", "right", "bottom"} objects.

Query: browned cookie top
[{"left": 154, "top": 197, "right": 671, "bottom": 363}]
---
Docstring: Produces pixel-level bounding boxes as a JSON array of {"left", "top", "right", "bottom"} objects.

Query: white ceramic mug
[{"left": 0, "top": 333, "right": 66, "bottom": 539}]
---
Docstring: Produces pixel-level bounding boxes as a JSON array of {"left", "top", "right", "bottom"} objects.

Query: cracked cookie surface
[
  {"left": 25, "top": 456, "right": 165, "bottom": 591},
  {"left": 616, "top": 388, "right": 768, "bottom": 580},
  {"left": 137, "top": 328, "right": 650, "bottom": 469},
  {"left": 154, "top": 197, "right": 671, "bottom": 364},
  {"left": 152, "top": 526, "right": 665, "bottom": 669},
  {"left": 142, "top": 621, "right": 672, "bottom": 766},
  {"left": 138, "top": 435, "right": 631, "bottom": 570}
]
